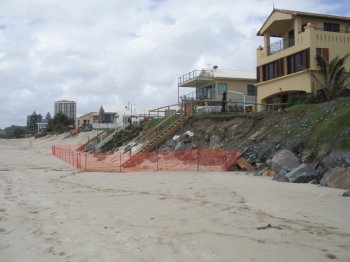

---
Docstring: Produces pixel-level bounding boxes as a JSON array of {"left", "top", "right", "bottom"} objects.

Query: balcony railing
[
  {"left": 180, "top": 90, "right": 216, "bottom": 101},
  {"left": 267, "top": 36, "right": 295, "bottom": 55},
  {"left": 178, "top": 69, "right": 214, "bottom": 85},
  {"left": 265, "top": 26, "right": 350, "bottom": 56}
]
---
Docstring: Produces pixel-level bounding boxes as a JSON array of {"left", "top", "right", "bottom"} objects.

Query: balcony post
[{"left": 264, "top": 33, "right": 270, "bottom": 55}]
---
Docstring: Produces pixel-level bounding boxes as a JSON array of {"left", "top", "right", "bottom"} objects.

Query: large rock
[
  {"left": 320, "top": 168, "right": 350, "bottom": 189},
  {"left": 275, "top": 170, "right": 289, "bottom": 182},
  {"left": 343, "top": 190, "right": 350, "bottom": 197},
  {"left": 285, "top": 163, "right": 318, "bottom": 183},
  {"left": 320, "top": 151, "right": 350, "bottom": 169},
  {"left": 271, "top": 149, "right": 300, "bottom": 174}
]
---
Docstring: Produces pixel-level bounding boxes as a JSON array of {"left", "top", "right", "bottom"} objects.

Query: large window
[
  {"left": 262, "top": 58, "right": 284, "bottom": 81},
  {"left": 197, "top": 85, "right": 214, "bottom": 99},
  {"left": 247, "top": 84, "right": 257, "bottom": 96},
  {"left": 287, "top": 49, "right": 309, "bottom": 74},
  {"left": 217, "top": 83, "right": 227, "bottom": 95},
  {"left": 324, "top": 22, "right": 340, "bottom": 32}
]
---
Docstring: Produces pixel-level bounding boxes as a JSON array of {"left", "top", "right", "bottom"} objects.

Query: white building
[{"left": 54, "top": 100, "right": 76, "bottom": 120}]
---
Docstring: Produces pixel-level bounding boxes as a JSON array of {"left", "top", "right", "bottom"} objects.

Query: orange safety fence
[{"left": 52, "top": 145, "right": 241, "bottom": 172}]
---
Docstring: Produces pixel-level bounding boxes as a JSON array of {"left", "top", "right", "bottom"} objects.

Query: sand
[{"left": 0, "top": 134, "right": 349, "bottom": 262}]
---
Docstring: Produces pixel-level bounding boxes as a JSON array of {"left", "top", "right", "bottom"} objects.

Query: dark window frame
[{"left": 324, "top": 22, "right": 340, "bottom": 32}]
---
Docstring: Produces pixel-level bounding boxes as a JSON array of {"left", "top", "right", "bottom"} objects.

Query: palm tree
[{"left": 313, "top": 54, "right": 350, "bottom": 101}]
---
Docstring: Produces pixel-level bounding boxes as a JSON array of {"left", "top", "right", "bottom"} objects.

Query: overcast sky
[{"left": 0, "top": 0, "right": 349, "bottom": 128}]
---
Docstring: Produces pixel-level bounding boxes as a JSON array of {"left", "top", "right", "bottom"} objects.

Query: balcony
[
  {"left": 267, "top": 36, "right": 295, "bottom": 55},
  {"left": 178, "top": 69, "right": 214, "bottom": 87},
  {"left": 258, "top": 24, "right": 350, "bottom": 61}
]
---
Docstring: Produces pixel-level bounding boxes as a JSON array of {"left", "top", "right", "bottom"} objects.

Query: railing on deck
[
  {"left": 178, "top": 69, "right": 214, "bottom": 85},
  {"left": 265, "top": 25, "right": 350, "bottom": 56},
  {"left": 267, "top": 36, "right": 294, "bottom": 55},
  {"left": 180, "top": 90, "right": 216, "bottom": 102}
]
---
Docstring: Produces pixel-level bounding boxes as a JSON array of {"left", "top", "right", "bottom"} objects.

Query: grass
[
  {"left": 287, "top": 103, "right": 319, "bottom": 114},
  {"left": 307, "top": 106, "right": 350, "bottom": 150},
  {"left": 145, "top": 115, "right": 179, "bottom": 130}
]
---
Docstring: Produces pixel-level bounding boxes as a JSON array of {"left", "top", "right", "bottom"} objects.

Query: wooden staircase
[
  {"left": 122, "top": 115, "right": 190, "bottom": 168},
  {"left": 139, "top": 116, "right": 189, "bottom": 152}
]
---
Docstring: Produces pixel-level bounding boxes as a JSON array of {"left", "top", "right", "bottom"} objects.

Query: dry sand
[{"left": 0, "top": 133, "right": 350, "bottom": 262}]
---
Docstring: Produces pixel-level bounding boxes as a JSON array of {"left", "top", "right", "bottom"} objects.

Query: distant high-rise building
[{"left": 54, "top": 100, "right": 76, "bottom": 120}]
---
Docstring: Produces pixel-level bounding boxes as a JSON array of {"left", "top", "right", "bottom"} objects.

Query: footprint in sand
[
  {"left": 0, "top": 228, "right": 6, "bottom": 233},
  {"left": 0, "top": 208, "right": 6, "bottom": 212}
]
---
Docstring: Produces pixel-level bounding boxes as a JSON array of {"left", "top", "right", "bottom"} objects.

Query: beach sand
[{"left": 0, "top": 135, "right": 349, "bottom": 262}]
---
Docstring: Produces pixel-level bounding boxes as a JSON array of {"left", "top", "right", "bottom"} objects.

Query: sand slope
[{"left": 0, "top": 136, "right": 349, "bottom": 262}]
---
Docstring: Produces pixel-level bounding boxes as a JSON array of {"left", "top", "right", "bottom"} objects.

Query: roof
[
  {"left": 212, "top": 69, "right": 256, "bottom": 80},
  {"left": 257, "top": 8, "right": 350, "bottom": 35},
  {"left": 76, "top": 112, "right": 98, "bottom": 119},
  {"left": 37, "top": 119, "right": 48, "bottom": 125}
]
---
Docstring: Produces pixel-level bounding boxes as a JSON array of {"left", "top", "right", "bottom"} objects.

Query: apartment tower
[{"left": 54, "top": 100, "right": 76, "bottom": 120}]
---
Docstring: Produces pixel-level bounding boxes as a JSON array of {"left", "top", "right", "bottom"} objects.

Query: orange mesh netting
[{"left": 52, "top": 145, "right": 240, "bottom": 172}]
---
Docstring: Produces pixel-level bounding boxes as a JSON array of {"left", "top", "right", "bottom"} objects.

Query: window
[
  {"left": 247, "top": 84, "right": 257, "bottom": 96},
  {"left": 197, "top": 85, "right": 214, "bottom": 99},
  {"left": 287, "top": 49, "right": 310, "bottom": 74},
  {"left": 316, "top": 48, "right": 329, "bottom": 64},
  {"left": 324, "top": 22, "right": 340, "bottom": 32},
  {"left": 262, "top": 58, "right": 284, "bottom": 81},
  {"left": 217, "top": 83, "right": 227, "bottom": 95}
]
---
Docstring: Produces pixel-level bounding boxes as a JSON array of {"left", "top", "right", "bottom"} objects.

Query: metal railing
[
  {"left": 178, "top": 69, "right": 214, "bottom": 85},
  {"left": 267, "top": 36, "right": 294, "bottom": 55},
  {"left": 180, "top": 90, "right": 217, "bottom": 101}
]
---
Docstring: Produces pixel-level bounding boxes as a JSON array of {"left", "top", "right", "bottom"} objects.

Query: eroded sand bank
[{"left": 0, "top": 136, "right": 349, "bottom": 262}]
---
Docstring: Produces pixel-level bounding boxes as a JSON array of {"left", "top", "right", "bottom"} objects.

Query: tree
[
  {"left": 47, "top": 112, "right": 74, "bottom": 133},
  {"left": 45, "top": 112, "right": 52, "bottom": 120},
  {"left": 313, "top": 54, "right": 350, "bottom": 101},
  {"left": 27, "top": 111, "right": 42, "bottom": 130}
]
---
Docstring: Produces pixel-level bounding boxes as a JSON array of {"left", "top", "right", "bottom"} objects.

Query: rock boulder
[
  {"left": 272, "top": 149, "right": 300, "bottom": 174},
  {"left": 285, "top": 163, "right": 318, "bottom": 183},
  {"left": 320, "top": 168, "right": 350, "bottom": 189}
]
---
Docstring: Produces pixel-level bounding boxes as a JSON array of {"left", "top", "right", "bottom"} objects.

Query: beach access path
[{"left": 0, "top": 136, "right": 349, "bottom": 262}]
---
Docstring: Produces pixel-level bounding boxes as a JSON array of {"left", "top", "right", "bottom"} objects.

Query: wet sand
[{"left": 0, "top": 135, "right": 349, "bottom": 261}]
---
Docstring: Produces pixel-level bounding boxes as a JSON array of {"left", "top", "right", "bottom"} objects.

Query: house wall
[
  {"left": 257, "top": 15, "right": 350, "bottom": 106},
  {"left": 76, "top": 113, "right": 98, "bottom": 128},
  {"left": 257, "top": 71, "right": 313, "bottom": 103},
  {"left": 216, "top": 79, "right": 257, "bottom": 101}
]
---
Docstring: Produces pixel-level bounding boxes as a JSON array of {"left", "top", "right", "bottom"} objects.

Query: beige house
[
  {"left": 76, "top": 112, "right": 99, "bottom": 129},
  {"left": 256, "top": 9, "right": 350, "bottom": 108},
  {"left": 178, "top": 68, "right": 257, "bottom": 104}
]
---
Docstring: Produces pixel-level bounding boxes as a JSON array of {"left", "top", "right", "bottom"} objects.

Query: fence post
[
  {"left": 197, "top": 149, "right": 199, "bottom": 171},
  {"left": 85, "top": 152, "right": 87, "bottom": 171},
  {"left": 119, "top": 152, "right": 122, "bottom": 172},
  {"left": 79, "top": 152, "right": 82, "bottom": 169}
]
